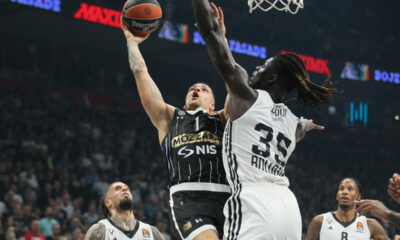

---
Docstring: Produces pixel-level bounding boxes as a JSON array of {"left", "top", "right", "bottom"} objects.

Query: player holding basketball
[
  {"left": 306, "top": 178, "right": 389, "bottom": 240},
  {"left": 84, "top": 182, "right": 165, "bottom": 240},
  {"left": 120, "top": 6, "right": 230, "bottom": 240},
  {"left": 192, "top": 1, "right": 339, "bottom": 239}
]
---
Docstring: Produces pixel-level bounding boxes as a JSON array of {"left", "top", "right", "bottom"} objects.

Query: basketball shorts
[
  {"left": 169, "top": 183, "right": 230, "bottom": 240},
  {"left": 223, "top": 182, "right": 302, "bottom": 240}
]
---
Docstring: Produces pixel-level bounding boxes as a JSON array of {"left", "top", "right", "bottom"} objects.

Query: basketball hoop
[{"left": 248, "top": 0, "right": 304, "bottom": 14}]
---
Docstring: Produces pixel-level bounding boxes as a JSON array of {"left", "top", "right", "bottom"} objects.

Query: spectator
[
  {"left": 24, "top": 220, "right": 46, "bottom": 240},
  {"left": 45, "top": 224, "right": 60, "bottom": 240},
  {"left": 60, "top": 193, "right": 73, "bottom": 220},
  {"left": 39, "top": 207, "right": 59, "bottom": 237},
  {"left": 82, "top": 201, "right": 99, "bottom": 225}
]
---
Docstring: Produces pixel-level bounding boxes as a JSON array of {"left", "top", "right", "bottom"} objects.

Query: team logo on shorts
[
  {"left": 183, "top": 221, "right": 192, "bottom": 232},
  {"left": 142, "top": 228, "right": 150, "bottom": 238},
  {"left": 178, "top": 111, "right": 186, "bottom": 116},
  {"left": 356, "top": 221, "right": 364, "bottom": 232}
]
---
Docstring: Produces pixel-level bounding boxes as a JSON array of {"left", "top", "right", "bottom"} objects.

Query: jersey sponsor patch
[
  {"left": 356, "top": 221, "right": 364, "bottom": 232},
  {"left": 142, "top": 228, "right": 150, "bottom": 238},
  {"left": 171, "top": 131, "right": 220, "bottom": 148},
  {"left": 271, "top": 105, "right": 288, "bottom": 117},
  {"left": 178, "top": 145, "right": 217, "bottom": 158}
]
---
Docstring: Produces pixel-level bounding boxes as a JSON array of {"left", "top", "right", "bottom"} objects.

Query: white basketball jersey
[
  {"left": 320, "top": 212, "right": 370, "bottom": 240},
  {"left": 98, "top": 219, "right": 155, "bottom": 240},
  {"left": 223, "top": 90, "right": 299, "bottom": 187}
]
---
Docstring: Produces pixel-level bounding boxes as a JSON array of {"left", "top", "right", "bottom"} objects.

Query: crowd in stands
[{"left": 0, "top": 84, "right": 398, "bottom": 240}]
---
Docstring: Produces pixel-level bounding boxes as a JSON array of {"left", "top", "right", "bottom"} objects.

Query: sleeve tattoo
[
  {"left": 84, "top": 223, "right": 106, "bottom": 240},
  {"left": 151, "top": 226, "right": 166, "bottom": 240},
  {"left": 368, "top": 219, "right": 389, "bottom": 240},
  {"left": 306, "top": 216, "right": 323, "bottom": 240}
]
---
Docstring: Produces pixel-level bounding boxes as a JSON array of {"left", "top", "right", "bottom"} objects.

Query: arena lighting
[
  {"left": 374, "top": 70, "right": 400, "bottom": 84},
  {"left": 341, "top": 62, "right": 370, "bottom": 81},
  {"left": 10, "top": 0, "right": 61, "bottom": 12},
  {"left": 74, "top": 3, "right": 121, "bottom": 28},
  {"left": 194, "top": 31, "right": 267, "bottom": 59},
  {"left": 281, "top": 51, "right": 331, "bottom": 75},
  {"left": 395, "top": 115, "right": 400, "bottom": 121},
  {"left": 346, "top": 102, "right": 368, "bottom": 127}
]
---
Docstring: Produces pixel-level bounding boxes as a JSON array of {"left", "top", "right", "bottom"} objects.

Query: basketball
[{"left": 122, "top": 0, "right": 162, "bottom": 36}]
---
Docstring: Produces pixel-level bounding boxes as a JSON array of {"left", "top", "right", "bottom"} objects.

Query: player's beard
[
  {"left": 117, "top": 198, "right": 134, "bottom": 212},
  {"left": 339, "top": 204, "right": 352, "bottom": 211}
]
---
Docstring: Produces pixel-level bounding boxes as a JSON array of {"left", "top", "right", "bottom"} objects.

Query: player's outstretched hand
[
  {"left": 120, "top": 17, "right": 149, "bottom": 44},
  {"left": 195, "top": 2, "right": 226, "bottom": 37},
  {"left": 388, "top": 173, "right": 400, "bottom": 204},
  {"left": 355, "top": 199, "right": 390, "bottom": 222},
  {"left": 300, "top": 117, "right": 325, "bottom": 132}
]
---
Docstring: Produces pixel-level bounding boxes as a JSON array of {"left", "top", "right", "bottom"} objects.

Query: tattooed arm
[
  {"left": 121, "top": 19, "right": 175, "bottom": 144},
  {"left": 305, "top": 215, "right": 323, "bottom": 240},
  {"left": 367, "top": 218, "right": 390, "bottom": 240},
  {"left": 151, "top": 226, "right": 166, "bottom": 240},
  {"left": 84, "top": 223, "right": 105, "bottom": 240}
]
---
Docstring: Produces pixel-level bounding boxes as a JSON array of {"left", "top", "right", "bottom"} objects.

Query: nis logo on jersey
[
  {"left": 178, "top": 145, "right": 217, "bottom": 158},
  {"left": 171, "top": 131, "right": 220, "bottom": 148}
]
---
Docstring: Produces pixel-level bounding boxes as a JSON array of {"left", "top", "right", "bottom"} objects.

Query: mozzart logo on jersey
[
  {"left": 171, "top": 131, "right": 220, "bottom": 148},
  {"left": 194, "top": 31, "right": 267, "bottom": 59},
  {"left": 10, "top": 0, "right": 61, "bottom": 12},
  {"left": 374, "top": 69, "right": 400, "bottom": 84},
  {"left": 281, "top": 51, "right": 331, "bottom": 75},
  {"left": 341, "top": 62, "right": 370, "bottom": 81},
  {"left": 158, "top": 20, "right": 190, "bottom": 44},
  {"left": 74, "top": 3, "right": 121, "bottom": 28}
]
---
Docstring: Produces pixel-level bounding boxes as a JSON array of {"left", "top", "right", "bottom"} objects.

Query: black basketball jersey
[{"left": 161, "top": 108, "right": 227, "bottom": 187}]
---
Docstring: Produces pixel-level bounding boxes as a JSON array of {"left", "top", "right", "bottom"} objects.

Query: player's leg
[
  {"left": 193, "top": 229, "right": 219, "bottom": 240},
  {"left": 223, "top": 183, "right": 301, "bottom": 240},
  {"left": 169, "top": 190, "right": 228, "bottom": 240}
]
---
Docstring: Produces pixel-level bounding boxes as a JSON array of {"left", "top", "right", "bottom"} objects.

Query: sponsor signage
[
  {"left": 341, "top": 62, "right": 370, "bottom": 81},
  {"left": 158, "top": 20, "right": 190, "bottom": 44},
  {"left": 10, "top": 0, "right": 61, "bottom": 12},
  {"left": 194, "top": 31, "right": 267, "bottom": 59},
  {"left": 374, "top": 70, "right": 400, "bottom": 84},
  {"left": 281, "top": 51, "right": 331, "bottom": 75},
  {"left": 73, "top": 3, "right": 121, "bottom": 28}
]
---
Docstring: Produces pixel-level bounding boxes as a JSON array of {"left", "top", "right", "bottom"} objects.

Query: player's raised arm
[
  {"left": 192, "top": 1, "right": 255, "bottom": 94},
  {"left": 121, "top": 19, "right": 174, "bottom": 143},
  {"left": 192, "top": 1, "right": 256, "bottom": 119}
]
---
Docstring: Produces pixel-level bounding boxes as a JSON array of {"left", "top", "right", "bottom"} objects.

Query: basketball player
[
  {"left": 306, "top": 178, "right": 389, "bottom": 240},
  {"left": 192, "top": 1, "right": 337, "bottom": 239},
  {"left": 120, "top": 6, "right": 231, "bottom": 240},
  {"left": 84, "top": 182, "right": 165, "bottom": 240},
  {"left": 355, "top": 173, "right": 400, "bottom": 229}
]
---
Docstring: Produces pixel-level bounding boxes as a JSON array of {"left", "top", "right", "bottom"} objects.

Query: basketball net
[{"left": 248, "top": 0, "right": 304, "bottom": 14}]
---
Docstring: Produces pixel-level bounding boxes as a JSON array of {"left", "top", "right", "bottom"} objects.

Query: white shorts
[{"left": 223, "top": 182, "right": 302, "bottom": 240}]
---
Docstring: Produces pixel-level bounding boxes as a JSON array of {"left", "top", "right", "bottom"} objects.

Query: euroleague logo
[
  {"left": 356, "top": 221, "right": 364, "bottom": 232},
  {"left": 144, "top": 7, "right": 151, "bottom": 15}
]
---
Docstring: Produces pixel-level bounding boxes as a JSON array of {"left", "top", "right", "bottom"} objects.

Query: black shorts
[{"left": 168, "top": 190, "right": 230, "bottom": 240}]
